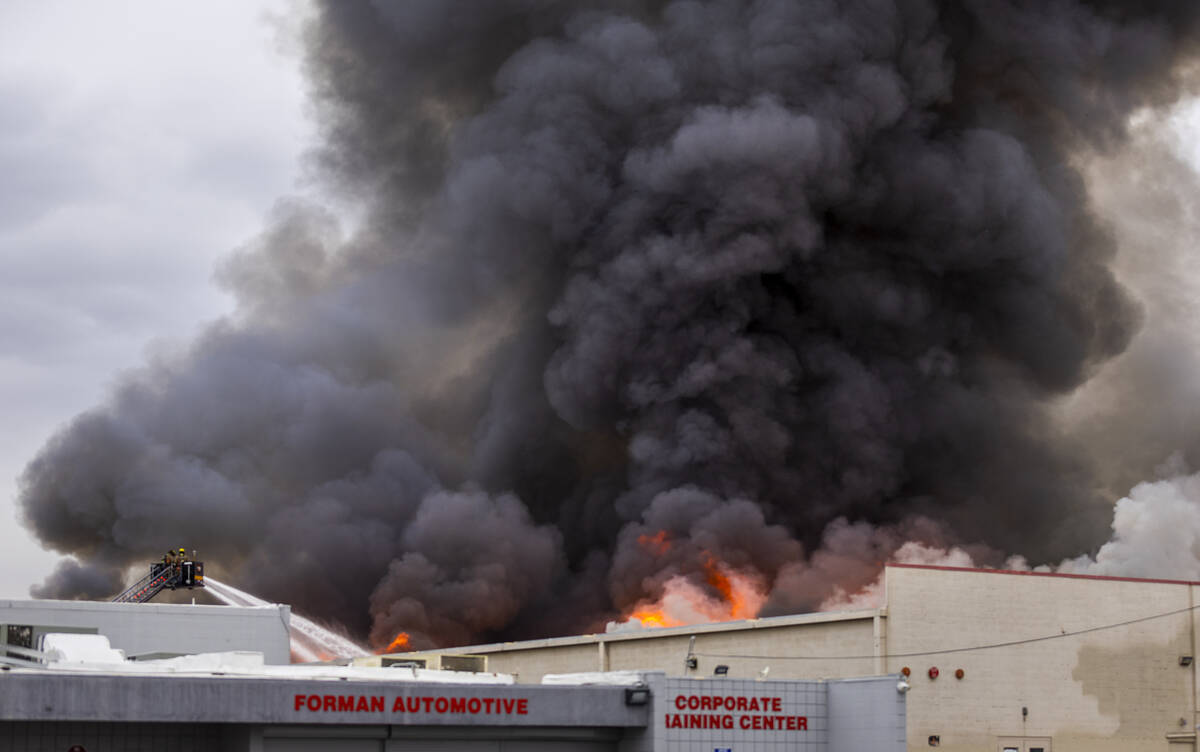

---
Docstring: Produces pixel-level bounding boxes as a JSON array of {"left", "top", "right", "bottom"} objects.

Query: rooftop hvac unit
[{"left": 380, "top": 653, "right": 487, "bottom": 672}]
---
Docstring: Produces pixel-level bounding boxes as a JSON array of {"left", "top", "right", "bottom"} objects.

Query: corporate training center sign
[{"left": 657, "top": 677, "right": 822, "bottom": 748}]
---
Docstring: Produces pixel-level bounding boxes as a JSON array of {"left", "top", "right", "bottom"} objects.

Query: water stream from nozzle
[{"left": 205, "top": 577, "right": 370, "bottom": 661}]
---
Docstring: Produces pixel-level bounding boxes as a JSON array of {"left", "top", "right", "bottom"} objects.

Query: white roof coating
[
  {"left": 42, "top": 633, "right": 125, "bottom": 664},
  {"left": 0, "top": 597, "right": 293, "bottom": 664},
  {"left": 9, "top": 648, "right": 516, "bottom": 683},
  {"left": 541, "top": 671, "right": 649, "bottom": 686}
]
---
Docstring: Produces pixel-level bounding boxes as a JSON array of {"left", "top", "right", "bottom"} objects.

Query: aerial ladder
[{"left": 111, "top": 550, "right": 205, "bottom": 604}]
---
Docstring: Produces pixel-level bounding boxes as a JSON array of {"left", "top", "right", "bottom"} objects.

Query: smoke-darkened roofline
[
  {"left": 429, "top": 565, "right": 1200, "bottom": 659},
  {"left": 887, "top": 562, "right": 1200, "bottom": 587},
  {"left": 417, "top": 607, "right": 882, "bottom": 657}
]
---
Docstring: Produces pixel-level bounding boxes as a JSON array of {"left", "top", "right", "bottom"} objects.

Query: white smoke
[
  {"left": 1060, "top": 456, "right": 1200, "bottom": 580},
  {"left": 816, "top": 454, "right": 1200, "bottom": 612}
]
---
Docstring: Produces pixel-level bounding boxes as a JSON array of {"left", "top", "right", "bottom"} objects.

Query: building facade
[
  {"left": 0, "top": 599, "right": 291, "bottom": 664},
  {"left": 410, "top": 564, "right": 1200, "bottom": 751},
  {"left": 0, "top": 669, "right": 904, "bottom": 751}
]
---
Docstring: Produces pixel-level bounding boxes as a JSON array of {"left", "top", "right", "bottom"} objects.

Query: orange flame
[
  {"left": 637, "top": 530, "right": 672, "bottom": 555},
  {"left": 702, "top": 552, "right": 757, "bottom": 619},
  {"left": 627, "top": 605, "right": 683, "bottom": 629},
  {"left": 703, "top": 552, "right": 735, "bottom": 602},
  {"left": 384, "top": 632, "right": 411, "bottom": 653},
  {"left": 614, "top": 551, "right": 766, "bottom": 631}
]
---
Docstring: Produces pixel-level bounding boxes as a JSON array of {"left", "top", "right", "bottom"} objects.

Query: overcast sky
[{"left": 0, "top": 0, "right": 313, "bottom": 597}]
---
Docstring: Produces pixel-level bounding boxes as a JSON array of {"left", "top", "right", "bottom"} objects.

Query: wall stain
[{"left": 1072, "top": 622, "right": 1192, "bottom": 739}]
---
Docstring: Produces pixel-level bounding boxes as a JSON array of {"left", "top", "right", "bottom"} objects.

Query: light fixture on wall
[
  {"left": 1180, "top": 656, "right": 1193, "bottom": 667},
  {"left": 625, "top": 686, "right": 650, "bottom": 706},
  {"left": 713, "top": 665, "right": 729, "bottom": 676},
  {"left": 685, "top": 636, "right": 697, "bottom": 671}
]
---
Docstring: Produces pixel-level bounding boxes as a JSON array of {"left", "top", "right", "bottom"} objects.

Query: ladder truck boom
[{"left": 112, "top": 552, "right": 205, "bottom": 604}]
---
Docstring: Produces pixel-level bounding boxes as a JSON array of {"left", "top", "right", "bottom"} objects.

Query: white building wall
[
  {"left": 425, "top": 565, "right": 1200, "bottom": 751},
  {"left": 0, "top": 599, "right": 291, "bottom": 664},
  {"left": 884, "top": 565, "right": 1198, "bottom": 752}
]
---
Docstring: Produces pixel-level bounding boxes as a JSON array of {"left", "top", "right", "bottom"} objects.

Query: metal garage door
[
  {"left": 263, "top": 733, "right": 615, "bottom": 752},
  {"left": 265, "top": 739, "right": 382, "bottom": 752},
  {"left": 383, "top": 742, "right": 494, "bottom": 752},
  {"left": 499, "top": 743, "right": 613, "bottom": 752},
  {"left": 384, "top": 742, "right": 614, "bottom": 752}
]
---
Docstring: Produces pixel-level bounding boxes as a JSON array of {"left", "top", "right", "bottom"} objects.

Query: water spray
[{"left": 206, "top": 577, "right": 370, "bottom": 661}]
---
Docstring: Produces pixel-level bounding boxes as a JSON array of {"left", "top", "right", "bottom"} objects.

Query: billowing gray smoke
[{"left": 19, "top": 0, "right": 1200, "bottom": 648}]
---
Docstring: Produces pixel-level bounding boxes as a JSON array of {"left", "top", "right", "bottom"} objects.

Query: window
[
  {"left": 4, "top": 624, "right": 33, "bottom": 659},
  {"left": 6, "top": 624, "right": 32, "bottom": 648}
]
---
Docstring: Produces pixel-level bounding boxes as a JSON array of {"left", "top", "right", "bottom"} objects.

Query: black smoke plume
[{"left": 19, "top": 0, "right": 1200, "bottom": 647}]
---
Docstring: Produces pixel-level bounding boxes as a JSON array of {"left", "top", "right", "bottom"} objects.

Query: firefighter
[{"left": 179, "top": 548, "right": 193, "bottom": 586}]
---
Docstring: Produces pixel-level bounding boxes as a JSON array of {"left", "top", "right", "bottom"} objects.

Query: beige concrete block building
[{"left": 395, "top": 564, "right": 1200, "bottom": 751}]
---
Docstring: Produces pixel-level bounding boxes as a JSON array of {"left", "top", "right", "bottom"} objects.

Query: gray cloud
[{"left": 17, "top": 0, "right": 1200, "bottom": 645}]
